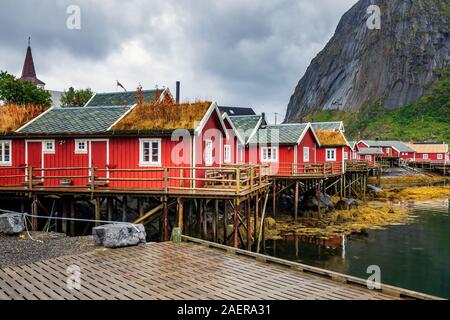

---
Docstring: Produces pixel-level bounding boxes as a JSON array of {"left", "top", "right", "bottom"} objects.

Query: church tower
[{"left": 19, "top": 37, "right": 45, "bottom": 89}]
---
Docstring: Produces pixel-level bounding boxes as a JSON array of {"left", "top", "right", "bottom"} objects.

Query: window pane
[
  {"left": 4, "top": 143, "right": 10, "bottom": 161},
  {"left": 143, "top": 142, "right": 150, "bottom": 162},
  {"left": 151, "top": 142, "right": 159, "bottom": 163},
  {"left": 0, "top": 144, "right": 3, "bottom": 162}
]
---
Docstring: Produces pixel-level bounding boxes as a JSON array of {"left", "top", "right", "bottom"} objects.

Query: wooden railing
[
  {"left": 345, "top": 160, "right": 375, "bottom": 172},
  {"left": 0, "top": 164, "right": 269, "bottom": 195},
  {"left": 263, "top": 162, "right": 343, "bottom": 177}
]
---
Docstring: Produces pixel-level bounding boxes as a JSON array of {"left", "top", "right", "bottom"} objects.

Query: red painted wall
[
  {"left": 359, "top": 154, "right": 376, "bottom": 166},
  {"left": 223, "top": 117, "right": 238, "bottom": 165},
  {"left": 0, "top": 139, "right": 26, "bottom": 186},
  {"left": 414, "top": 153, "right": 446, "bottom": 161}
]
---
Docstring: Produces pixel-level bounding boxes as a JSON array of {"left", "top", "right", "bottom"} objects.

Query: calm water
[{"left": 263, "top": 199, "right": 450, "bottom": 299}]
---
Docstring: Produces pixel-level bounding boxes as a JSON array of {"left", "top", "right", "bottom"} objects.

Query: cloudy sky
[{"left": 0, "top": 0, "right": 358, "bottom": 123}]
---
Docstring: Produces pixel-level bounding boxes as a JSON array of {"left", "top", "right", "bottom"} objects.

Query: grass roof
[
  {"left": 113, "top": 101, "right": 212, "bottom": 131},
  {"left": 316, "top": 130, "right": 348, "bottom": 147},
  {"left": 0, "top": 104, "right": 46, "bottom": 133}
]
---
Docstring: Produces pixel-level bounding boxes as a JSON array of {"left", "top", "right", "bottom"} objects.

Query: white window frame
[
  {"left": 0, "top": 140, "right": 12, "bottom": 166},
  {"left": 303, "top": 147, "right": 310, "bottom": 162},
  {"left": 75, "top": 139, "right": 88, "bottom": 154},
  {"left": 437, "top": 154, "right": 443, "bottom": 160},
  {"left": 261, "top": 146, "right": 278, "bottom": 163},
  {"left": 205, "top": 140, "right": 213, "bottom": 166},
  {"left": 326, "top": 148, "right": 336, "bottom": 161},
  {"left": 343, "top": 151, "right": 349, "bottom": 160},
  {"left": 365, "top": 155, "right": 372, "bottom": 161},
  {"left": 139, "top": 139, "right": 162, "bottom": 167},
  {"left": 423, "top": 153, "right": 429, "bottom": 160},
  {"left": 43, "top": 140, "right": 55, "bottom": 154},
  {"left": 224, "top": 144, "right": 231, "bottom": 164},
  {"left": 238, "top": 145, "right": 244, "bottom": 163}
]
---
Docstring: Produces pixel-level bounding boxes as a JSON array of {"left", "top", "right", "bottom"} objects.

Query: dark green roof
[
  {"left": 229, "top": 115, "right": 262, "bottom": 143},
  {"left": 86, "top": 90, "right": 159, "bottom": 107},
  {"left": 18, "top": 107, "right": 131, "bottom": 134},
  {"left": 249, "top": 123, "right": 309, "bottom": 145}
]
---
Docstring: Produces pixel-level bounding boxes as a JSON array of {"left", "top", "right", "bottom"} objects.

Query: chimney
[{"left": 176, "top": 81, "right": 180, "bottom": 104}]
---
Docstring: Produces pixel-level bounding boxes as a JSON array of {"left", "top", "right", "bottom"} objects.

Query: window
[
  {"left": 75, "top": 140, "right": 88, "bottom": 154},
  {"left": 365, "top": 155, "right": 372, "bottom": 161},
  {"left": 224, "top": 145, "right": 231, "bottom": 163},
  {"left": 326, "top": 148, "right": 336, "bottom": 161},
  {"left": 423, "top": 154, "right": 429, "bottom": 160},
  {"left": 261, "top": 147, "right": 278, "bottom": 162},
  {"left": 303, "top": 147, "right": 310, "bottom": 162},
  {"left": 139, "top": 139, "right": 161, "bottom": 166},
  {"left": 343, "top": 151, "right": 349, "bottom": 160},
  {"left": 0, "top": 140, "right": 12, "bottom": 166},
  {"left": 43, "top": 140, "right": 55, "bottom": 153},
  {"left": 205, "top": 140, "right": 213, "bottom": 166},
  {"left": 238, "top": 145, "right": 244, "bottom": 163},
  {"left": 437, "top": 154, "right": 443, "bottom": 160}
]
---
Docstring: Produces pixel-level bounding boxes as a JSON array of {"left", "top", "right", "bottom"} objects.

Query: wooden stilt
[
  {"left": 294, "top": 181, "right": 299, "bottom": 221},
  {"left": 95, "top": 196, "right": 101, "bottom": 226},
  {"left": 223, "top": 200, "right": 228, "bottom": 245},
  {"left": 70, "top": 197, "right": 75, "bottom": 236},
  {"left": 163, "top": 198, "right": 169, "bottom": 241},
  {"left": 122, "top": 196, "right": 127, "bottom": 222},
  {"left": 233, "top": 200, "right": 239, "bottom": 248},
  {"left": 213, "top": 200, "right": 218, "bottom": 243},
  {"left": 31, "top": 195, "right": 38, "bottom": 231},
  {"left": 61, "top": 198, "right": 67, "bottom": 234},
  {"left": 177, "top": 198, "right": 184, "bottom": 233},
  {"left": 246, "top": 199, "right": 251, "bottom": 251},
  {"left": 272, "top": 182, "right": 276, "bottom": 217},
  {"left": 316, "top": 180, "right": 321, "bottom": 219},
  {"left": 107, "top": 197, "right": 113, "bottom": 221},
  {"left": 254, "top": 193, "right": 259, "bottom": 246}
]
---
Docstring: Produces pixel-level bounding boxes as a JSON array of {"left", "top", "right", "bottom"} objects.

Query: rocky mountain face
[{"left": 285, "top": 0, "right": 449, "bottom": 122}]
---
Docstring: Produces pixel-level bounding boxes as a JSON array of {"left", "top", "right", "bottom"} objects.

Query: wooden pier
[{"left": 0, "top": 237, "right": 441, "bottom": 300}]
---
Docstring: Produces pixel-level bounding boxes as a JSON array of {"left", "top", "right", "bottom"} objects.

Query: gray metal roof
[
  {"left": 358, "top": 147, "right": 383, "bottom": 155},
  {"left": 249, "top": 123, "right": 309, "bottom": 145},
  {"left": 86, "top": 90, "right": 158, "bottom": 107},
  {"left": 348, "top": 141, "right": 357, "bottom": 149},
  {"left": 362, "top": 140, "right": 415, "bottom": 153},
  {"left": 18, "top": 106, "right": 131, "bottom": 134},
  {"left": 311, "top": 122, "right": 343, "bottom": 131},
  {"left": 228, "top": 115, "right": 263, "bottom": 144}
]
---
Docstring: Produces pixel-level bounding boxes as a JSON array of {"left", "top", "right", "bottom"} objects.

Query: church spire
[{"left": 20, "top": 37, "right": 45, "bottom": 88}]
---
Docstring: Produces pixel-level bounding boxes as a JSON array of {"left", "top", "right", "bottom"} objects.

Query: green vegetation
[
  {"left": 0, "top": 71, "right": 52, "bottom": 108},
  {"left": 61, "top": 87, "right": 94, "bottom": 107},
  {"left": 306, "top": 67, "right": 450, "bottom": 142}
]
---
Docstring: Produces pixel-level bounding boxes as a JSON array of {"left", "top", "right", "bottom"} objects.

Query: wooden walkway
[{"left": 0, "top": 240, "right": 441, "bottom": 300}]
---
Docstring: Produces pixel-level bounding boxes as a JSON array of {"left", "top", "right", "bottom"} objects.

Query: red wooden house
[
  {"left": 407, "top": 143, "right": 449, "bottom": 163},
  {"left": 357, "top": 148, "right": 383, "bottom": 166},
  {"left": 357, "top": 140, "right": 415, "bottom": 160},
  {"left": 246, "top": 123, "right": 326, "bottom": 176},
  {"left": 0, "top": 90, "right": 228, "bottom": 190},
  {"left": 313, "top": 130, "right": 349, "bottom": 173}
]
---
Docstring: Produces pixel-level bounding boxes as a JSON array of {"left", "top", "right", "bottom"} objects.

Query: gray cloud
[{"left": 0, "top": 0, "right": 358, "bottom": 123}]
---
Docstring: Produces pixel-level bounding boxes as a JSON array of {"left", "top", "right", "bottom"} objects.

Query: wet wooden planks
[{"left": 0, "top": 242, "right": 403, "bottom": 300}]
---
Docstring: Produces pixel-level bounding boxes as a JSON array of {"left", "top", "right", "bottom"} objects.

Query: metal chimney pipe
[{"left": 176, "top": 81, "right": 180, "bottom": 104}]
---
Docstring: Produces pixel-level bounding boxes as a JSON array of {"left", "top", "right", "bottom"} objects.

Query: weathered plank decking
[{"left": 0, "top": 241, "right": 441, "bottom": 300}]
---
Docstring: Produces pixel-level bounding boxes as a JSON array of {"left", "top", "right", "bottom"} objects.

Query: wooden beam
[
  {"left": 163, "top": 199, "right": 169, "bottom": 241},
  {"left": 294, "top": 181, "right": 299, "bottom": 221},
  {"left": 178, "top": 198, "right": 184, "bottom": 233}
]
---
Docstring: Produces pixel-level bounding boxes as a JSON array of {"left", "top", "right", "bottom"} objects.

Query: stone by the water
[
  {"left": 0, "top": 213, "right": 25, "bottom": 235},
  {"left": 335, "top": 199, "right": 359, "bottom": 210},
  {"left": 92, "top": 223, "right": 146, "bottom": 248}
]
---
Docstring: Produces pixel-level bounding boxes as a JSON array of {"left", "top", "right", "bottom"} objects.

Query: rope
[{"left": 0, "top": 209, "right": 142, "bottom": 233}]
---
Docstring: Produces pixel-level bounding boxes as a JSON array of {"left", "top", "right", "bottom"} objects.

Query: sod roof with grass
[
  {"left": 0, "top": 104, "right": 46, "bottom": 133},
  {"left": 315, "top": 130, "right": 348, "bottom": 147},
  {"left": 112, "top": 101, "right": 213, "bottom": 132}
]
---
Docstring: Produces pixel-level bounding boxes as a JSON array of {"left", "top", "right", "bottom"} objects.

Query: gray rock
[
  {"left": 92, "top": 224, "right": 146, "bottom": 248},
  {"left": 302, "top": 192, "right": 334, "bottom": 211},
  {"left": 285, "top": 0, "right": 449, "bottom": 121},
  {"left": 0, "top": 213, "right": 25, "bottom": 235},
  {"left": 367, "top": 184, "right": 383, "bottom": 193},
  {"left": 336, "top": 199, "right": 359, "bottom": 210}
]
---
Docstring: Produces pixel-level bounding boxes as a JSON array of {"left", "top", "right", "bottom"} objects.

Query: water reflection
[{"left": 264, "top": 199, "right": 450, "bottom": 299}]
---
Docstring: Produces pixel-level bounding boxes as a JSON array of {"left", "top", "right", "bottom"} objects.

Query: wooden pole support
[
  {"left": 163, "top": 198, "right": 169, "bottom": 241},
  {"left": 177, "top": 198, "right": 184, "bottom": 233}
]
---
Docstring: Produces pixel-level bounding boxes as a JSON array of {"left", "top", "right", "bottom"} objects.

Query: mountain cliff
[{"left": 285, "top": 0, "right": 449, "bottom": 123}]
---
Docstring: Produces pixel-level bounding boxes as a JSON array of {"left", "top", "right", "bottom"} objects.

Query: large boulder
[
  {"left": 0, "top": 213, "right": 25, "bottom": 235},
  {"left": 302, "top": 191, "right": 334, "bottom": 211},
  {"left": 93, "top": 223, "right": 146, "bottom": 248}
]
